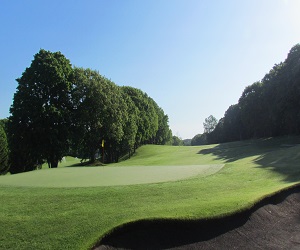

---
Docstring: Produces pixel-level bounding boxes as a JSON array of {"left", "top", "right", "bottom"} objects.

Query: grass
[
  {"left": 0, "top": 165, "right": 223, "bottom": 187},
  {"left": 1, "top": 136, "right": 300, "bottom": 249},
  {"left": 41, "top": 156, "right": 82, "bottom": 168}
]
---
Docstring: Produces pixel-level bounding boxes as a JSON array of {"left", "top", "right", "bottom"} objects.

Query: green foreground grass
[{"left": 1, "top": 137, "right": 300, "bottom": 249}]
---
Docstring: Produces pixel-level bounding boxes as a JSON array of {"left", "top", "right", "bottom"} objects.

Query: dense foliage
[
  {"left": 203, "top": 115, "right": 218, "bottom": 134},
  {"left": 207, "top": 44, "right": 300, "bottom": 144},
  {"left": 8, "top": 49, "right": 172, "bottom": 173},
  {"left": 191, "top": 133, "right": 207, "bottom": 146},
  {"left": 8, "top": 50, "right": 73, "bottom": 173},
  {"left": 0, "top": 121, "right": 9, "bottom": 174},
  {"left": 171, "top": 135, "right": 184, "bottom": 146}
]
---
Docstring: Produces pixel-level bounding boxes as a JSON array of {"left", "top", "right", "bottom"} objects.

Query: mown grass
[
  {"left": 0, "top": 165, "right": 223, "bottom": 187},
  {"left": 1, "top": 136, "right": 300, "bottom": 249}
]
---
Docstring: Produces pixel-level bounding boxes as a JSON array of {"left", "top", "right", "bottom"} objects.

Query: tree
[
  {"left": 8, "top": 49, "right": 73, "bottom": 173},
  {"left": 203, "top": 115, "right": 218, "bottom": 133},
  {"left": 205, "top": 43, "right": 300, "bottom": 144},
  {"left": 222, "top": 104, "right": 242, "bottom": 142},
  {"left": 8, "top": 49, "right": 173, "bottom": 170},
  {"left": 72, "top": 68, "right": 126, "bottom": 163},
  {"left": 191, "top": 134, "right": 207, "bottom": 146},
  {"left": 119, "top": 89, "right": 138, "bottom": 159},
  {"left": 172, "top": 136, "right": 183, "bottom": 146},
  {"left": 0, "top": 119, "right": 8, "bottom": 132},
  {"left": 149, "top": 98, "right": 172, "bottom": 145},
  {"left": 0, "top": 124, "right": 9, "bottom": 174},
  {"left": 121, "top": 86, "right": 158, "bottom": 147}
]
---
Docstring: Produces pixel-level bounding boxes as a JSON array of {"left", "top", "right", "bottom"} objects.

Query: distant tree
[
  {"left": 122, "top": 86, "right": 158, "bottom": 147},
  {"left": 207, "top": 118, "right": 225, "bottom": 144},
  {"left": 214, "top": 104, "right": 242, "bottom": 143},
  {"left": 281, "top": 44, "right": 300, "bottom": 135},
  {"left": 206, "top": 43, "right": 300, "bottom": 144},
  {"left": 238, "top": 82, "right": 265, "bottom": 139},
  {"left": 150, "top": 99, "right": 172, "bottom": 145},
  {"left": 172, "top": 136, "right": 183, "bottom": 146},
  {"left": 0, "top": 124, "right": 9, "bottom": 174},
  {"left": 203, "top": 115, "right": 218, "bottom": 133},
  {"left": 8, "top": 49, "right": 73, "bottom": 173},
  {"left": 191, "top": 134, "right": 207, "bottom": 146},
  {"left": 182, "top": 139, "right": 192, "bottom": 146}
]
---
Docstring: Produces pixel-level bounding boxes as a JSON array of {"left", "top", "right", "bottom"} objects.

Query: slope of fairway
[
  {"left": 0, "top": 164, "right": 224, "bottom": 187},
  {"left": 1, "top": 137, "right": 300, "bottom": 250},
  {"left": 114, "top": 144, "right": 220, "bottom": 166}
]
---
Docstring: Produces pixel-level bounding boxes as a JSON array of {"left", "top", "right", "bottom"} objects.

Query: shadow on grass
[
  {"left": 198, "top": 136, "right": 300, "bottom": 183},
  {"left": 65, "top": 160, "right": 105, "bottom": 167}
]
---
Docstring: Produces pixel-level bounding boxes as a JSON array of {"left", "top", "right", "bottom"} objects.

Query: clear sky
[{"left": 1, "top": 0, "right": 300, "bottom": 139}]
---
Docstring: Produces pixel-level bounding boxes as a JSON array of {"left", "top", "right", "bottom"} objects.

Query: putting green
[{"left": 0, "top": 164, "right": 224, "bottom": 188}]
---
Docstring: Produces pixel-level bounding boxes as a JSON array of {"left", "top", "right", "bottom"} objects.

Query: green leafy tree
[
  {"left": 72, "top": 68, "right": 126, "bottom": 163},
  {"left": 122, "top": 86, "right": 158, "bottom": 148},
  {"left": 191, "top": 133, "right": 207, "bottom": 145},
  {"left": 206, "top": 43, "right": 300, "bottom": 144},
  {"left": 203, "top": 115, "right": 218, "bottom": 133},
  {"left": 119, "top": 88, "right": 138, "bottom": 159},
  {"left": 222, "top": 104, "right": 242, "bottom": 141},
  {"left": 0, "top": 119, "right": 8, "bottom": 132},
  {"left": 146, "top": 96, "right": 172, "bottom": 145},
  {"left": 9, "top": 49, "right": 73, "bottom": 173},
  {"left": 0, "top": 124, "right": 9, "bottom": 174},
  {"left": 238, "top": 82, "right": 265, "bottom": 138},
  {"left": 156, "top": 115, "right": 172, "bottom": 145},
  {"left": 172, "top": 135, "right": 183, "bottom": 146}
]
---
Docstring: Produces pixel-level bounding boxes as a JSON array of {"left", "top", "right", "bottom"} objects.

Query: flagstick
[
  {"left": 102, "top": 139, "right": 104, "bottom": 163},
  {"left": 102, "top": 145, "right": 104, "bottom": 163}
]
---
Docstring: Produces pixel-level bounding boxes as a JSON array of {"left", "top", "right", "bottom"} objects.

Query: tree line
[
  {"left": 0, "top": 120, "right": 9, "bottom": 174},
  {"left": 192, "top": 44, "right": 300, "bottom": 145},
  {"left": 1, "top": 49, "right": 172, "bottom": 174}
]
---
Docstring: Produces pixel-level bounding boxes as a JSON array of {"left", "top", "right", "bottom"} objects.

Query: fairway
[{"left": 0, "top": 164, "right": 224, "bottom": 187}]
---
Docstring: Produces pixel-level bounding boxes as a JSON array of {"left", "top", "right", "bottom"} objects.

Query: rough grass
[{"left": 1, "top": 136, "right": 300, "bottom": 249}]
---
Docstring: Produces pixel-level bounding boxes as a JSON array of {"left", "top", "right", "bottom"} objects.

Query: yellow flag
[{"left": 102, "top": 139, "right": 104, "bottom": 148}]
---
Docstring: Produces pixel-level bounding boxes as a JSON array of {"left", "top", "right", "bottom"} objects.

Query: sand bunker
[{"left": 96, "top": 185, "right": 300, "bottom": 249}]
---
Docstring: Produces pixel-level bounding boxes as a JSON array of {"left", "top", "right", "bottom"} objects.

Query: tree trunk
[
  {"left": 90, "top": 154, "right": 95, "bottom": 163},
  {"left": 50, "top": 159, "right": 58, "bottom": 168}
]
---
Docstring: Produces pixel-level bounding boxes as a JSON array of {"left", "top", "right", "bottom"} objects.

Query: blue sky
[{"left": 1, "top": 0, "right": 300, "bottom": 138}]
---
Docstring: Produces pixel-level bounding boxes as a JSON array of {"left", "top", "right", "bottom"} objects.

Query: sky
[{"left": 1, "top": 0, "right": 300, "bottom": 139}]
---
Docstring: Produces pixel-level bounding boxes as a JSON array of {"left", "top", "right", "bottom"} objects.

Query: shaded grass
[
  {"left": 1, "top": 137, "right": 300, "bottom": 249},
  {"left": 41, "top": 156, "right": 82, "bottom": 168}
]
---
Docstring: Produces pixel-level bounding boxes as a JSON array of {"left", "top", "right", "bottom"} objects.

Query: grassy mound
[{"left": 0, "top": 136, "right": 300, "bottom": 249}]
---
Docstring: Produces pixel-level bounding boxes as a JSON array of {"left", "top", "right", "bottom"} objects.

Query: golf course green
[
  {"left": 0, "top": 164, "right": 224, "bottom": 187},
  {"left": 1, "top": 136, "right": 300, "bottom": 249}
]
